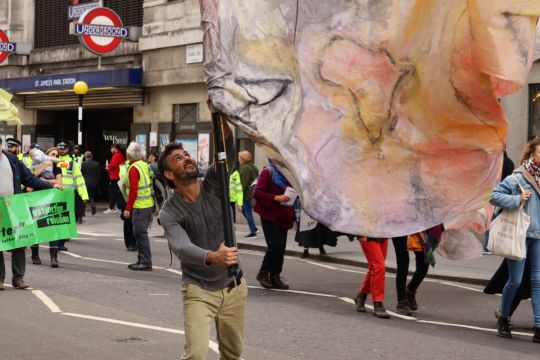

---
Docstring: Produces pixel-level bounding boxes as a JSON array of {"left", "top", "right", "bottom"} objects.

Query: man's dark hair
[
  {"left": 158, "top": 143, "right": 184, "bottom": 188},
  {"left": 111, "top": 144, "right": 121, "bottom": 151}
]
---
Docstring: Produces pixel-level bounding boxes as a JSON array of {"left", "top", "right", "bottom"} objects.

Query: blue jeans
[
  {"left": 242, "top": 199, "right": 258, "bottom": 234},
  {"left": 500, "top": 238, "right": 540, "bottom": 326}
]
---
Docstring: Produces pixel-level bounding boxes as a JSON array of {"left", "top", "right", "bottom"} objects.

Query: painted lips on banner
[
  {"left": 200, "top": 0, "right": 540, "bottom": 238},
  {"left": 0, "top": 189, "right": 78, "bottom": 251}
]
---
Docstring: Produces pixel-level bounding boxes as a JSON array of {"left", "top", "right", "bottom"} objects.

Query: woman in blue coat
[{"left": 490, "top": 137, "right": 540, "bottom": 342}]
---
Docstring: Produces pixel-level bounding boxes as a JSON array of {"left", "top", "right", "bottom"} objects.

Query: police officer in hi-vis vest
[
  {"left": 57, "top": 140, "right": 89, "bottom": 250},
  {"left": 123, "top": 142, "right": 155, "bottom": 271},
  {"left": 118, "top": 158, "right": 137, "bottom": 251}
]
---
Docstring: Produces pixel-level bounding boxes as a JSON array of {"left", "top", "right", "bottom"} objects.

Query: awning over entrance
[
  {"left": 20, "top": 88, "right": 144, "bottom": 109},
  {"left": 0, "top": 68, "right": 144, "bottom": 109}
]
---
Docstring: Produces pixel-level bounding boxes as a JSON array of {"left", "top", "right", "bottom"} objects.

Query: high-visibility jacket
[
  {"left": 19, "top": 153, "right": 32, "bottom": 169},
  {"left": 59, "top": 154, "right": 89, "bottom": 201},
  {"left": 72, "top": 154, "right": 83, "bottom": 168},
  {"left": 229, "top": 170, "right": 243, "bottom": 205},
  {"left": 126, "top": 160, "right": 154, "bottom": 209}
]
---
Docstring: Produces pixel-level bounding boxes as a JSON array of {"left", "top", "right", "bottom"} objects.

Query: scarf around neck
[
  {"left": 268, "top": 162, "right": 290, "bottom": 190},
  {"left": 523, "top": 158, "right": 540, "bottom": 186}
]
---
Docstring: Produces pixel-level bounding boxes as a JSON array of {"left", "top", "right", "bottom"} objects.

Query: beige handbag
[{"left": 488, "top": 175, "right": 529, "bottom": 260}]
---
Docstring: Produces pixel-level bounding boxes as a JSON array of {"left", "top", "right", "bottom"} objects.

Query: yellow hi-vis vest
[
  {"left": 229, "top": 170, "right": 243, "bottom": 205},
  {"left": 126, "top": 160, "right": 154, "bottom": 209},
  {"left": 20, "top": 153, "right": 32, "bottom": 169},
  {"left": 59, "top": 154, "right": 89, "bottom": 201}
]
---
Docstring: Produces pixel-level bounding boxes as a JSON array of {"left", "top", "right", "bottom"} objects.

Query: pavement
[{"left": 99, "top": 203, "right": 501, "bottom": 285}]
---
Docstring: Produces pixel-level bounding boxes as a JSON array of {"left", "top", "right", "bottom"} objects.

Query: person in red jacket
[
  {"left": 105, "top": 144, "right": 125, "bottom": 214},
  {"left": 253, "top": 161, "right": 295, "bottom": 290}
]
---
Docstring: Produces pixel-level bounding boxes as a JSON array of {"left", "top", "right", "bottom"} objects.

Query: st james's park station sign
[{"left": 70, "top": 6, "right": 140, "bottom": 55}]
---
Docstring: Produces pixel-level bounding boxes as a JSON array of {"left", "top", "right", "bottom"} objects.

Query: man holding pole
[
  {"left": 0, "top": 137, "right": 62, "bottom": 290},
  {"left": 158, "top": 112, "right": 247, "bottom": 360}
]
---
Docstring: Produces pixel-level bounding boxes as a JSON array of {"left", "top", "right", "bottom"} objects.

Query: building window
[
  {"left": 34, "top": 0, "right": 144, "bottom": 49},
  {"left": 173, "top": 103, "right": 199, "bottom": 134},
  {"left": 529, "top": 84, "right": 540, "bottom": 138}
]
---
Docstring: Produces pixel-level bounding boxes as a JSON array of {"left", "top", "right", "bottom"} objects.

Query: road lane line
[
  {"left": 32, "top": 290, "right": 62, "bottom": 313},
  {"left": 149, "top": 294, "right": 170, "bottom": 296},
  {"left": 81, "top": 257, "right": 132, "bottom": 265},
  {"left": 77, "top": 231, "right": 115, "bottom": 237},
  {"left": 165, "top": 269, "right": 182, "bottom": 275},
  {"left": 416, "top": 319, "right": 533, "bottom": 337},
  {"left": 433, "top": 281, "right": 484, "bottom": 293},
  {"left": 298, "top": 259, "right": 339, "bottom": 270},
  {"left": 62, "top": 251, "right": 83, "bottom": 258},
  {"left": 61, "top": 312, "right": 222, "bottom": 354}
]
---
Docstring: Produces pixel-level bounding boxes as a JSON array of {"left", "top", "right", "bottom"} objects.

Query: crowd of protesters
[{"left": 2, "top": 128, "right": 540, "bottom": 360}]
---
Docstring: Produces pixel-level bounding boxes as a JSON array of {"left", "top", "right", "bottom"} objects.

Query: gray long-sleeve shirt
[{"left": 159, "top": 135, "right": 240, "bottom": 291}]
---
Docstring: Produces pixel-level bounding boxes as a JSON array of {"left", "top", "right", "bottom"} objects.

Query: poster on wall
[
  {"left": 136, "top": 134, "right": 147, "bottom": 152},
  {"left": 22, "top": 134, "right": 31, "bottom": 153},
  {"left": 149, "top": 132, "right": 158, "bottom": 147},
  {"left": 176, "top": 138, "right": 198, "bottom": 159},
  {"left": 197, "top": 133, "right": 210, "bottom": 171},
  {"left": 159, "top": 133, "right": 170, "bottom": 152}
]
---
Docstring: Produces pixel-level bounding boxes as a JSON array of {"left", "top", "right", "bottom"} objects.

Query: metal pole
[
  {"left": 77, "top": 94, "right": 83, "bottom": 145},
  {"left": 211, "top": 111, "right": 240, "bottom": 285}
]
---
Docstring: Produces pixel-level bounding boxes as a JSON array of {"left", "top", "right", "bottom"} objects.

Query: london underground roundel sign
[
  {"left": 0, "top": 30, "right": 16, "bottom": 64},
  {"left": 75, "top": 7, "right": 129, "bottom": 55}
]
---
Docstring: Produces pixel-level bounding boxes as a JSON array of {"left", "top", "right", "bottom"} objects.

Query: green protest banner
[{"left": 0, "top": 189, "right": 77, "bottom": 251}]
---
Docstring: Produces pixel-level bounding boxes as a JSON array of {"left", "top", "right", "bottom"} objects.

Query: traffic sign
[
  {"left": 74, "top": 7, "right": 129, "bottom": 55},
  {"left": 0, "top": 30, "right": 16, "bottom": 64}
]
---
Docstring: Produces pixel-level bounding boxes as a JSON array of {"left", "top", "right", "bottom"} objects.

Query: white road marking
[
  {"left": 61, "top": 312, "right": 222, "bottom": 354},
  {"left": 77, "top": 231, "right": 115, "bottom": 237},
  {"left": 62, "top": 251, "right": 83, "bottom": 258},
  {"left": 165, "top": 269, "right": 183, "bottom": 275},
  {"left": 432, "top": 280, "right": 484, "bottom": 293},
  {"left": 32, "top": 290, "right": 62, "bottom": 313},
  {"left": 149, "top": 294, "right": 170, "bottom": 296},
  {"left": 298, "top": 259, "right": 339, "bottom": 270},
  {"left": 416, "top": 319, "right": 533, "bottom": 337},
  {"left": 81, "top": 257, "right": 131, "bottom": 265}
]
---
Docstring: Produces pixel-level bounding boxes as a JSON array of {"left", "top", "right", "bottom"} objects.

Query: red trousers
[{"left": 359, "top": 239, "right": 388, "bottom": 302}]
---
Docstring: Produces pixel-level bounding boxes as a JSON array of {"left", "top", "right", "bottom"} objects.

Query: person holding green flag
[{"left": 0, "top": 137, "right": 62, "bottom": 290}]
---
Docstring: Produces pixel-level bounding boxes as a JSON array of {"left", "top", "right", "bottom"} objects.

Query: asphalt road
[{"left": 1, "top": 212, "right": 539, "bottom": 360}]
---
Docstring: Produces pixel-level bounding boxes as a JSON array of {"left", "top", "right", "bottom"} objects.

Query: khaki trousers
[{"left": 181, "top": 279, "right": 247, "bottom": 360}]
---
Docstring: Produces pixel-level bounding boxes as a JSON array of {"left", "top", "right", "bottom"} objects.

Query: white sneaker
[{"left": 103, "top": 209, "right": 116, "bottom": 214}]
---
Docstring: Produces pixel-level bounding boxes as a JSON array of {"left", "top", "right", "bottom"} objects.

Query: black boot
[
  {"left": 256, "top": 271, "right": 274, "bottom": 289},
  {"left": 354, "top": 292, "right": 367, "bottom": 313},
  {"left": 533, "top": 327, "right": 540, "bottom": 343},
  {"left": 318, "top": 246, "right": 326, "bottom": 255},
  {"left": 406, "top": 289, "right": 418, "bottom": 311},
  {"left": 270, "top": 274, "right": 290, "bottom": 290},
  {"left": 497, "top": 317, "right": 512, "bottom": 338},
  {"left": 50, "top": 248, "right": 59, "bottom": 268},
  {"left": 31, "top": 246, "right": 41, "bottom": 265},
  {"left": 301, "top": 249, "right": 309, "bottom": 259},
  {"left": 396, "top": 300, "right": 412, "bottom": 316},
  {"left": 373, "top": 302, "right": 391, "bottom": 319}
]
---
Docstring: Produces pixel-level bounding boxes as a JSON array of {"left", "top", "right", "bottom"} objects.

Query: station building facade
[
  {"left": 0, "top": 1, "right": 539, "bottom": 175},
  {"left": 0, "top": 0, "right": 262, "bottom": 176}
]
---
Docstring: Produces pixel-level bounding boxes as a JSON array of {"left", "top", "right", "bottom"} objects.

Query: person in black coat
[
  {"left": 0, "top": 139, "right": 61, "bottom": 290},
  {"left": 81, "top": 151, "right": 101, "bottom": 215}
]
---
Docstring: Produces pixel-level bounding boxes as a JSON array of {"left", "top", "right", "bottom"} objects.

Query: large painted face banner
[{"left": 201, "top": 0, "right": 540, "bottom": 237}]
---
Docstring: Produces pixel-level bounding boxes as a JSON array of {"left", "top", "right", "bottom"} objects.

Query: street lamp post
[{"left": 73, "top": 81, "right": 88, "bottom": 145}]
